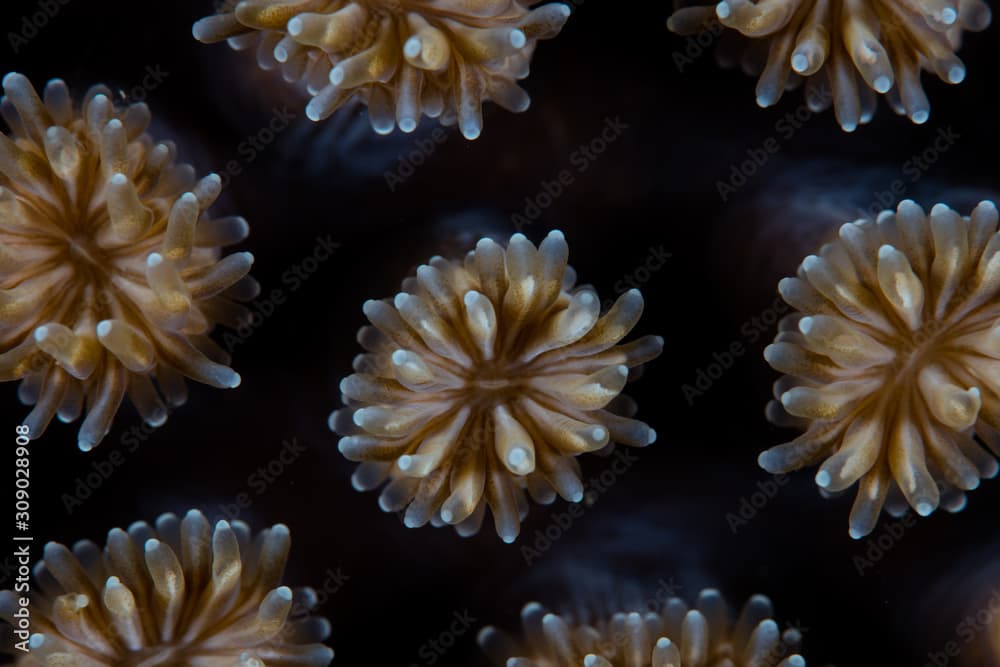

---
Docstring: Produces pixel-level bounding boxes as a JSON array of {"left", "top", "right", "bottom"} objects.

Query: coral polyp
[
  {"left": 193, "top": 0, "right": 571, "bottom": 140},
  {"left": 0, "top": 73, "right": 255, "bottom": 450},
  {"left": 330, "top": 230, "right": 663, "bottom": 543},
  {"left": 667, "top": 0, "right": 991, "bottom": 131},
  {"left": 478, "top": 589, "right": 806, "bottom": 666},
  {"left": 762, "top": 200, "right": 1000, "bottom": 538},
  {"left": 0, "top": 509, "right": 334, "bottom": 665}
]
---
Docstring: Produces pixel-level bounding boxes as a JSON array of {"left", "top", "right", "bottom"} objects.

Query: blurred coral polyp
[
  {"left": 762, "top": 200, "right": 1000, "bottom": 537},
  {"left": 478, "top": 588, "right": 806, "bottom": 666},
  {"left": 330, "top": 230, "right": 663, "bottom": 543},
  {"left": 0, "top": 73, "right": 256, "bottom": 451},
  {"left": 0, "top": 509, "right": 333, "bottom": 666},
  {"left": 668, "top": 0, "right": 991, "bottom": 131},
  {"left": 193, "top": 0, "right": 571, "bottom": 139}
]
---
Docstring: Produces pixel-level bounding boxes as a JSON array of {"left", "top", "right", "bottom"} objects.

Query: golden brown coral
[
  {"left": 0, "top": 73, "right": 256, "bottom": 450},
  {"left": 193, "top": 0, "right": 571, "bottom": 140},
  {"left": 0, "top": 509, "right": 333, "bottom": 665},
  {"left": 667, "top": 0, "right": 991, "bottom": 130},
  {"left": 478, "top": 589, "right": 806, "bottom": 667},
  {"left": 330, "top": 230, "right": 663, "bottom": 543},
  {"left": 762, "top": 200, "right": 1000, "bottom": 538}
]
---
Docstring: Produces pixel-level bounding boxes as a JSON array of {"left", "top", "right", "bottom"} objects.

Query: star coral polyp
[
  {"left": 194, "top": 0, "right": 571, "bottom": 139},
  {"left": 0, "top": 73, "right": 255, "bottom": 450},
  {"left": 667, "top": 0, "right": 991, "bottom": 130},
  {"left": 762, "top": 200, "right": 1000, "bottom": 537},
  {"left": 330, "top": 230, "right": 663, "bottom": 542}
]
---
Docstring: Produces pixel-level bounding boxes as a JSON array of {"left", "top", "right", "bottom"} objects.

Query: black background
[{"left": 2, "top": 1, "right": 1000, "bottom": 665}]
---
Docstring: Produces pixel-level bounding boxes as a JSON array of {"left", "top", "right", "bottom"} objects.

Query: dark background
[{"left": 2, "top": 1, "right": 1000, "bottom": 665}]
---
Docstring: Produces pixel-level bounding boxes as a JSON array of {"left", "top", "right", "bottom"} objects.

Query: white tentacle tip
[
  {"left": 403, "top": 36, "right": 422, "bottom": 59},
  {"left": 507, "top": 447, "right": 529, "bottom": 469},
  {"left": 791, "top": 53, "right": 809, "bottom": 74},
  {"left": 815, "top": 469, "right": 831, "bottom": 488},
  {"left": 224, "top": 370, "right": 242, "bottom": 388},
  {"left": 716, "top": 1, "right": 731, "bottom": 19},
  {"left": 329, "top": 65, "right": 345, "bottom": 86},
  {"left": 915, "top": 501, "right": 935, "bottom": 517},
  {"left": 509, "top": 29, "right": 527, "bottom": 49},
  {"left": 1, "top": 72, "right": 23, "bottom": 89},
  {"left": 931, "top": 203, "right": 952, "bottom": 217},
  {"left": 463, "top": 290, "right": 482, "bottom": 308},
  {"left": 96, "top": 320, "right": 112, "bottom": 338}
]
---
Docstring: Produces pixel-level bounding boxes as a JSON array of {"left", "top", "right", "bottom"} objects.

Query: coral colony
[
  {"left": 0, "top": 73, "right": 254, "bottom": 451},
  {"left": 0, "top": 1, "right": 996, "bottom": 664}
]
